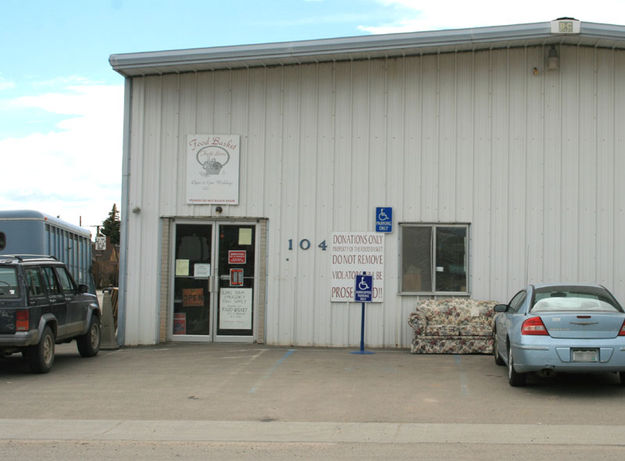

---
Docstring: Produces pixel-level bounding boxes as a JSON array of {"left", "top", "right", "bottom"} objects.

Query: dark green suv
[{"left": 0, "top": 255, "right": 101, "bottom": 373}]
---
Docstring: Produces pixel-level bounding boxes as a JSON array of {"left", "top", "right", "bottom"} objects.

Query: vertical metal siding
[
  {"left": 386, "top": 58, "right": 407, "bottom": 346},
  {"left": 125, "top": 77, "right": 147, "bottom": 344},
  {"left": 122, "top": 45, "right": 625, "bottom": 348},
  {"left": 596, "top": 49, "right": 616, "bottom": 288},
  {"left": 314, "top": 63, "right": 336, "bottom": 346},
  {"left": 615, "top": 52, "right": 625, "bottom": 296},
  {"left": 472, "top": 50, "right": 492, "bottom": 298},
  {"left": 507, "top": 48, "right": 527, "bottom": 293},
  {"left": 525, "top": 47, "right": 545, "bottom": 285},
  {"left": 331, "top": 62, "right": 352, "bottom": 345}
]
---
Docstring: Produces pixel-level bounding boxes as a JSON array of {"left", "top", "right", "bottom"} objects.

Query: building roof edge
[{"left": 109, "top": 20, "right": 625, "bottom": 77}]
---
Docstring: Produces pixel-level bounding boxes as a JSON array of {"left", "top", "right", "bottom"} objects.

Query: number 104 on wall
[{"left": 288, "top": 239, "right": 327, "bottom": 251}]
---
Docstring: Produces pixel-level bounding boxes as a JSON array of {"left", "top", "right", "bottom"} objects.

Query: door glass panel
[
  {"left": 173, "top": 224, "right": 212, "bottom": 336},
  {"left": 217, "top": 225, "right": 255, "bottom": 336}
]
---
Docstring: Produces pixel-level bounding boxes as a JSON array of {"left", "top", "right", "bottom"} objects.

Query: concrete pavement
[{"left": 2, "top": 342, "right": 625, "bottom": 459}]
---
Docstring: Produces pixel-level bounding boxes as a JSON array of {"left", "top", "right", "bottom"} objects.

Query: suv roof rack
[{"left": 0, "top": 254, "right": 58, "bottom": 262}]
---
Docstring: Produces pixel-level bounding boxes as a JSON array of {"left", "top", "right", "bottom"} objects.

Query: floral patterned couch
[{"left": 408, "top": 298, "right": 496, "bottom": 354}]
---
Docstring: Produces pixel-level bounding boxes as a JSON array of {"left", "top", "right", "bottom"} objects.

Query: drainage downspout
[{"left": 117, "top": 76, "right": 132, "bottom": 346}]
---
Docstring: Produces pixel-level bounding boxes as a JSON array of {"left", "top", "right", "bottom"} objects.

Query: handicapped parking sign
[
  {"left": 354, "top": 274, "right": 373, "bottom": 303},
  {"left": 352, "top": 273, "right": 375, "bottom": 354},
  {"left": 375, "top": 207, "right": 392, "bottom": 233}
]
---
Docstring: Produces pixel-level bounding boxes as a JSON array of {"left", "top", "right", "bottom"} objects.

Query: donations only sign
[{"left": 331, "top": 232, "right": 384, "bottom": 302}]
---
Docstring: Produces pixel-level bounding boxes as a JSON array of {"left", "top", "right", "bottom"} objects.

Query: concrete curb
[{"left": 2, "top": 420, "right": 625, "bottom": 446}]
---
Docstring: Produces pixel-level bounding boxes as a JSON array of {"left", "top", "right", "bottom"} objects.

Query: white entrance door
[{"left": 170, "top": 222, "right": 257, "bottom": 342}]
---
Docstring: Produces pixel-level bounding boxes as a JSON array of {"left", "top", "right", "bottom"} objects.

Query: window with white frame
[{"left": 400, "top": 224, "right": 469, "bottom": 294}]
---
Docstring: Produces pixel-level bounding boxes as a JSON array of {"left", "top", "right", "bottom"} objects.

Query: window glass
[
  {"left": 25, "top": 268, "right": 45, "bottom": 297},
  {"left": 435, "top": 227, "right": 467, "bottom": 292},
  {"left": 42, "top": 267, "right": 61, "bottom": 294},
  {"left": 401, "top": 226, "right": 432, "bottom": 292},
  {"left": 508, "top": 291, "right": 527, "bottom": 313},
  {"left": 401, "top": 224, "right": 469, "bottom": 294},
  {"left": 0, "top": 267, "right": 19, "bottom": 298},
  {"left": 55, "top": 267, "right": 76, "bottom": 294},
  {"left": 532, "top": 287, "right": 621, "bottom": 313}
]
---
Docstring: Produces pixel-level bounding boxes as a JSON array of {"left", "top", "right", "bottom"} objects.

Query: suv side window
[
  {"left": 42, "top": 267, "right": 61, "bottom": 294},
  {"left": 0, "top": 267, "right": 19, "bottom": 298},
  {"left": 508, "top": 290, "right": 527, "bottom": 313},
  {"left": 55, "top": 266, "right": 76, "bottom": 294},
  {"left": 24, "top": 267, "right": 46, "bottom": 297}
]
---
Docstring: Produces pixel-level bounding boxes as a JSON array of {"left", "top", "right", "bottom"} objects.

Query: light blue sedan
[{"left": 493, "top": 284, "right": 625, "bottom": 386}]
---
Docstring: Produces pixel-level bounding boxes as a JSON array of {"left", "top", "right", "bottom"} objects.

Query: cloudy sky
[{"left": 1, "top": 0, "right": 623, "bottom": 235}]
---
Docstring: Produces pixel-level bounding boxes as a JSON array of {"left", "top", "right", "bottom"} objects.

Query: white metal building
[{"left": 110, "top": 19, "right": 625, "bottom": 347}]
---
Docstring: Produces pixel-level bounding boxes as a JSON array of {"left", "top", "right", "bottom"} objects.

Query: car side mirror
[
  {"left": 78, "top": 284, "right": 89, "bottom": 294},
  {"left": 494, "top": 304, "right": 508, "bottom": 313}
]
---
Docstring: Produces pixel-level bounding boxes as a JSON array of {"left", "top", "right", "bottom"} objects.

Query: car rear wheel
[
  {"left": 77, "top": 315, "right": 101, "bottom": 358},
  {"left": 26, "top": 326, "right": 55, "bottom": 373},
  {"left": 493, "top": 331, "right": 505, "bottom": 366},
  {"left": 508, "top": 346, "right": 526, "bottom": 387},
  {"left": 618, "top": 372, "right": 625, "bottom": 385}
]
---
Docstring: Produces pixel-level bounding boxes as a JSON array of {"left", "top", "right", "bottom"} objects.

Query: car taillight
[
  {"left": 521, "top": 316, "right": 549, "bottom": 336},
  {"left": 16, "top": 310, "right": 29, "bottom": 331},
  {"left": 618, "top": 320, "right": 625, "bottom": 336}
]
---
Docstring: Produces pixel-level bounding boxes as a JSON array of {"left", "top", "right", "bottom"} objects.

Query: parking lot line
[
  {"left": 249, "top": 348, "right": 296, "bottom": 394},
  {"left": 454, "top": 355, "right": 469, "bottom": 396}
]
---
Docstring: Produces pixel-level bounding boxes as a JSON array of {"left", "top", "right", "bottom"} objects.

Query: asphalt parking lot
[
  {"left": 2, "top": 342, "right": 625, "bottom": 423},
  {"left": 2, "top": 343, "right": 625, "bottom": 459}
]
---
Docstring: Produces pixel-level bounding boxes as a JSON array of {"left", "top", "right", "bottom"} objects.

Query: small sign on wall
[
  {"left": 375, "top": 207, "right": 392, "bottom": 233},
  {"left": 186, "top": 134, "right": 240, "bottom": 205}
]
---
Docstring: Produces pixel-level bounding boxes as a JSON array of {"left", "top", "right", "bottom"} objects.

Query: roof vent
[{"left": 551, "top": 18, "right": 581, "bottom": 34}]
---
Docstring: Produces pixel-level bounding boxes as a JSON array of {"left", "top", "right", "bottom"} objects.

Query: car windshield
[
  {"left": 0, "top": 267, "right": 19, "bottom": 298},
  {"left": 532, "top": 287, "right": 622, "bottom": 313}
]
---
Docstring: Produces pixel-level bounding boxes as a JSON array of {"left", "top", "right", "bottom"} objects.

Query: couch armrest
[{"left": 407, "top": 310, "right": 428, "bottom": 335}]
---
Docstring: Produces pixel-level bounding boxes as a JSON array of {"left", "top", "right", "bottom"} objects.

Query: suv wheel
[
  {"left": 27, "top": 326, "right": 55, "bottom": 373},
  {"left": 77, "top": 315, "right": 101, "bottom": 358}
]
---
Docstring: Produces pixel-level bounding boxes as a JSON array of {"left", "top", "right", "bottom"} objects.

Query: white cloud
[
  {"left": 0, "top": 78, "right": 15, "bottom": 91},
  {"left": 32, "top": 76, "right": 92, "bottom": 89},
  {"left": 359, "top": 0, "right": 625, "bottom": 33},
  {"left": 0, "top": 83, "right": 124, "bottom": 231}
]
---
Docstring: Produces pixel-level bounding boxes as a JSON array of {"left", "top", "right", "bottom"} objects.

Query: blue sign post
[
  {"left": 375, "top": 207, "right": 392, "bottom": 233},
  {"left": 352, "top": 273, "right": 374, "bottom": 355}
]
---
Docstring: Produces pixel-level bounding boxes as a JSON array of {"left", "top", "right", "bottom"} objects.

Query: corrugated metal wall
[{"left": 123, "top": 45, "right": 625, "bottom": 347}]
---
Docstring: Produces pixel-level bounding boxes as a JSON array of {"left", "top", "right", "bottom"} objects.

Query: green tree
[{"left": 101, "top": 204, "right": 121, "bottom": 245}]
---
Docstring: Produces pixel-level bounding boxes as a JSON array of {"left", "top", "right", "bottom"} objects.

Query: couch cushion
[
  {"left": 411, "top": 336, "right": 494, "bottom": 354},
  {"left": 425, "top": 323, "right": 492, "bottom": 337},
  {"left": 408, "top": 297, "right": 497, "bottom": 354}
]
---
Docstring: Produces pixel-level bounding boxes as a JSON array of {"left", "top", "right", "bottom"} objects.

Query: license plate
[{"left": 572, "top": 349, "right": 599, "bottom": 362}]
